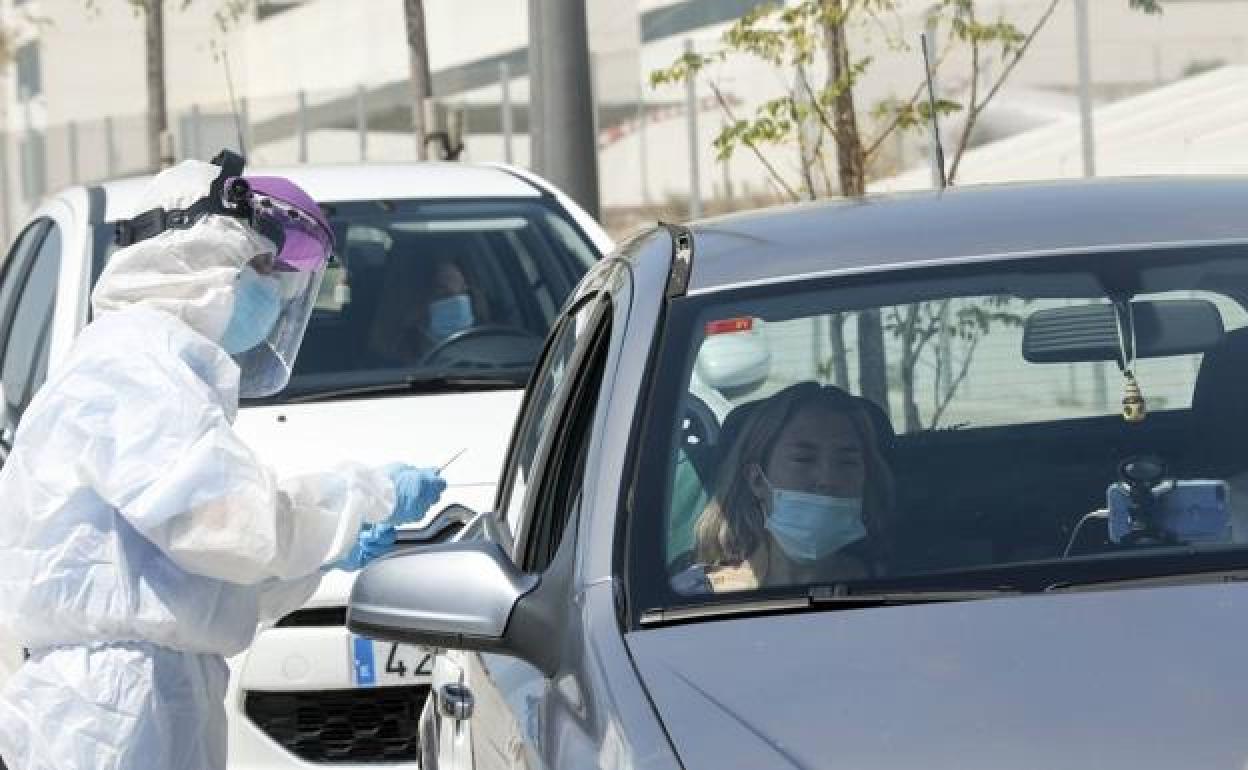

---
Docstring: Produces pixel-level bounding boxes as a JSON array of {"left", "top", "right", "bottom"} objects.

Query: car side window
[
  {"left": 519, "top": 310, "right": 612, "bottom": 572},
  {"left": 496, "top": 295, "right": 603, "bottom": 543},
  {"left": 0, "top": 221, "right": 49, "bottom": 358},
  {"left": 2, "top": 223, "right": 62, "bottom": 418}
]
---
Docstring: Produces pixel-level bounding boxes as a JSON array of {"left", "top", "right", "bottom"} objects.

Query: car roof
[
  {"left": 684, "top": 176, "right": 1248, "bottom": 293},
  {"left": 95, "top": 162, "right": 542, "bottom": 221}
]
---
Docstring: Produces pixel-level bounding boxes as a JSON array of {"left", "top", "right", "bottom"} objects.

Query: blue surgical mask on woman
[
  {"left": 429, "top": 293, "right": 474, "bottom": 341},
  {"left": 220, "top": 266, "right": 283, "bottom": 355},
  {"left": 761, "top": 473, "right": 866, "bottom": 563}
]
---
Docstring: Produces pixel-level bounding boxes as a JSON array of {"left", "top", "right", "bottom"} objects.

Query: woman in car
[{"left": 683, "top": 381, "right": 896, "bottom": 593}]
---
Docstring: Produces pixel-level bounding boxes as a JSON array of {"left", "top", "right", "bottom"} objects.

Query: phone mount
[{"left": 1117, "top": 455, "right": 1177, "bottom": 546}]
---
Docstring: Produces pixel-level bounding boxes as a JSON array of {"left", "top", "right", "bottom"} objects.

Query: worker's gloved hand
[
  {"left": 383, "top": 464, "right": 447, "bottom": 527},
  {"left": 334, "top": 523, "right": 396, "bottom": 571}
]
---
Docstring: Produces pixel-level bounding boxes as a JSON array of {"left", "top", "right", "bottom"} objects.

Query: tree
[
  {"left": 403, "top": 0, "right": 432, "bottom": 160},
  {"left": 89, "top": 0, "right": 252, "bottom": 170},
  {"left": 653, "top": 0, "right": 1161, "bottom": 430},
  {"left": 141, "top": 0, "right": 168, "bottom": 168}
]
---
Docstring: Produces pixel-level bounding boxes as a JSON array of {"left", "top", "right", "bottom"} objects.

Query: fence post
[
  {"left": 638, "top": 92, "right": 649, "bottom": 204},
  {"left": 684, "top": 38, "right": 702, "bottom": 219},
  {"left": 190, "top": 104, "right": 203, "bottom": 160},
  {"left": 239, "top": 97, "right": 251, "bottom": 153},
  {"left": 68, "top": 121, "right": 79, "bottom": 185},
  {"left": 105, "top": 116, "right": 117, "bottom": 178},
  {"left": 356, "top": 85, "right": 368, "bottom": 162},
  {"left": 297, "top": 90, "right": 308, "bottom": 163},
  {"left": 500, "top": 61, "right": 513, "bottom": 164}
]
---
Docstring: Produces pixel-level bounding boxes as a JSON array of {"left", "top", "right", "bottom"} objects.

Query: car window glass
[
  {"left": 631, "top": 249, "right": 1248, "bottom": 611},
  {"left": 521, "top": 313, "right": 611, "bottom": 572},
  {"left": 750, "top": 288, "right": 1240, "bottom": 431},
  {"left": 0, "top": 221, "right": 49, "bottom": 359},
  {"left": 3, "top": 224, "right": 61, "bottom": 414},
  {"left": 498, "top": 296, "right": 601, "bottom": 538}
]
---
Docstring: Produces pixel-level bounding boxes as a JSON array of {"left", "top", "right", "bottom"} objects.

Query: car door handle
[{"left": 439, "top": 683, "right": 475, "bottom": 721}]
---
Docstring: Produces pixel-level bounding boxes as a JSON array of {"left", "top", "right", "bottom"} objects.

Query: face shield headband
[{"left": 114, "top": 150, "right": 335, "bottom": 275}]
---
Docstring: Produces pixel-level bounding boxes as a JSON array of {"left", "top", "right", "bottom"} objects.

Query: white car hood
[{"left": 233, "top": 389, "right": 523, "bottom": 607}]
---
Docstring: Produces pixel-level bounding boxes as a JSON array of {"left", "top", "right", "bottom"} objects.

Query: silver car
[{"left": 350, "top": 177, "right": 1248, "bottom": 769}]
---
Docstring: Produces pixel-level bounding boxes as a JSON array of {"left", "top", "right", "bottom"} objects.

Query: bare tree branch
[
  {"left": 948, "top": 4, "right": 981, "bottom": 184},
  {"left": 796, "top": 56, "right": 840, "bottom": 143},
  {"left": 707, "top": 80, "right": 802, "bottom": 201},
  {"left": 929, "top": 333, "right": 981, "bottom": 428},
  {"left": 948, "top": 0, "right": 1061, "bottom": 183}
]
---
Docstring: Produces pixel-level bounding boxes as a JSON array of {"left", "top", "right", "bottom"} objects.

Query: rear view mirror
[{"left": 1022, "top": 299, "right": 1224, "bottom": 363}]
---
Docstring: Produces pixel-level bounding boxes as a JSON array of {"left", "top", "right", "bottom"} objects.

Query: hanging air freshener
[
  {"left": 1122, "top": 371, "right": 1146, "bottom": 423},
  {"left": 1113, "top": 298, "right": 1146, "bottom": 423}
]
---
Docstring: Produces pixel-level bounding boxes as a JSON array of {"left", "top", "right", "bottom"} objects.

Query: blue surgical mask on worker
[
  {"left": 220, "top": 266, "right": 283, "bottom": 354},
  {"left": 761, "top": 472, "right": 866, "bottom": 562},
  {"left": 429, "top": 293, "right": 474, "bottom": 341}
]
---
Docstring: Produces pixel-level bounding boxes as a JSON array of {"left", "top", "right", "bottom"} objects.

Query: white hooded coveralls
[{"left": 0, "top": 162, "right": 395, "bottom": 770}]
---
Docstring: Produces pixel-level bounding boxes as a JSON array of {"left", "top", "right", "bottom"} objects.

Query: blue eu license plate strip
[{"left": 351, "top": 635, "right": 377, "bottom": 686}]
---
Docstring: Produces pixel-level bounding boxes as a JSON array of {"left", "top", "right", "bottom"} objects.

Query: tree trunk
[
  {"left": 822, "top": 0, "right": 865, "bottom": 198},
  {"left": 902, "top": 360, "right": 920, "bottom": 432},
  {"left": 822, "top": 1, "right": 889, "bottom": 415},
  {"left": 404, "top": 0, "right": 432, "bottom": 160},
  {"left": 828, "top": 313, "right": 849, "bottom": 389},
  {"left": 144, "top": 0, "right": 168, "bottom": 170}
]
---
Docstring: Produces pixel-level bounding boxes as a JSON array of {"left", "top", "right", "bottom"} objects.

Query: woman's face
[
  {"left": 431, "top": 261, "right": 468, "bottom": 299},
  {"left": 752, "top": 404, "right": 865, "bottom": 499}
]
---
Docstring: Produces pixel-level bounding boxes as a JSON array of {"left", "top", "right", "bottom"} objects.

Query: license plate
[{"left": 349, "top": 635, "right": 433, "bottom": 686}]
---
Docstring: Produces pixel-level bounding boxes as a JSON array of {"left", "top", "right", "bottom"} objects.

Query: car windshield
[
  {"left": 94, "top": 197, "right": 598, "bottom": 403},
  {"left": 630, "top": 244, "right": 1248, "bottom": 620}
]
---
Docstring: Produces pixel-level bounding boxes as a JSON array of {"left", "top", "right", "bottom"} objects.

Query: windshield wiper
[
  {"left": 639, "top": 584, "right": 1017, "bottom": 627},
  {"left": 808, "top": 584, "right": 1019, "bottom": 604},
  {"left": 1044, "top": 567, "right": 1248, "bottom": 594},
  {"left": 280, "top": 375, "right": 526, "bottom": 404}
]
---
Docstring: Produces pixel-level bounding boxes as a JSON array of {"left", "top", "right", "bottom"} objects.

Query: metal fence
[{"left": 0, "top": 55, "right": 731, "bottom": 246}]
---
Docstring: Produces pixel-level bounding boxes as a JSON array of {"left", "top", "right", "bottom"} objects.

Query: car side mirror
[{"left": 347, "top": 540, "right": 549, "bottom": 666}]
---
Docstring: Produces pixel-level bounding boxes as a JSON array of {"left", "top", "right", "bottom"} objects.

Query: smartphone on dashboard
[{"left": 1107, "top": 479, "right": 1231, "bottom": 544}]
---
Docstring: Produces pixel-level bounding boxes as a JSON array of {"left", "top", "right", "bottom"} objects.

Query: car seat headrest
[
  {"left": 1191, "top": 326, "right": 1248, "bottom": 472},
  {"left": 717, "top": 388, "right": 896, "bottom": 463}
]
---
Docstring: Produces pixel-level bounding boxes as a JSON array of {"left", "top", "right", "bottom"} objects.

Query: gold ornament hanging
[{"left": 1122, "top": 371, "right": 1146, "bottom": 423}]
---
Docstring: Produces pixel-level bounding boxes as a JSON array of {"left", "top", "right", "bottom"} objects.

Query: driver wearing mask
[
  {"left": 369, "top": 255, "right": 490, "bottom": 365},
  {"left": 425, "top": 258, "right": 485, "bottom": 343}
]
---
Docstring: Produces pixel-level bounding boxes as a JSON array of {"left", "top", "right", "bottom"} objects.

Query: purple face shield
[
  {"left": 226, "top": 176, "right": 335, "bottom": 274},
  {"left": 112, "top": 151, "right": 336, "bottom": 397}
]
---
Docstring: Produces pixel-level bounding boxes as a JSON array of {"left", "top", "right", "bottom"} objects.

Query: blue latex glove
[
  {"left": 334, "top": 523, "right": 396, "bottom": 571},
  {"left": 384, "top": 464, "right": 447, "bottom": 527}
]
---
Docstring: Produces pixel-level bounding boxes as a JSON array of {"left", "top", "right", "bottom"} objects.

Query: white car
[{"left": 0, "top": 161, "right": 612, "bottom": 768}]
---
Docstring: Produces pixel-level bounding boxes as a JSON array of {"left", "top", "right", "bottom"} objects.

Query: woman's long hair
[{"left": 694, "top": 382, "right": 896, "bottom": 566}]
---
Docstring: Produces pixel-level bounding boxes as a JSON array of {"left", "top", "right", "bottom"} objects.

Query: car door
[
  {"left": 0, "top": 219, "right": 61, "bottom": 465},
  {"left": 430, "top": 284, "right": 614, "bottom": 770}
]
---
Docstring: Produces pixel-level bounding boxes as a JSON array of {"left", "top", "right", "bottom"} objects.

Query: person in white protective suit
[{"left": 0, "top": 152, "right": 446, "bottom": 770}]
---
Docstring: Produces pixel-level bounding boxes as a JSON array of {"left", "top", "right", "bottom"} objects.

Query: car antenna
[
  {"left": 920, "top": 31, "right": 948, "bottom": 190},
  {"left": 222, "top": 47, "right": 247, "bottom": 155}
]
